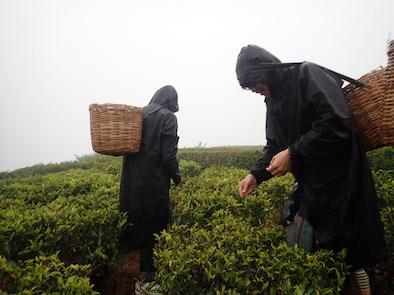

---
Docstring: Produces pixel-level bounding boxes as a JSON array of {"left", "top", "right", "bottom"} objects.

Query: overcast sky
[{"left": 0, "top": 0, "right": 393, "bottom": 172}]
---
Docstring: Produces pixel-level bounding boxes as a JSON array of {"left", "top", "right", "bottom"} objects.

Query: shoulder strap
[{"left": 250, "top": 62, "right": 365, "bottom": 87}]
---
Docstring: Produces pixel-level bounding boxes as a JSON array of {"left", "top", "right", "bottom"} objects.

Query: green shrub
[
  {"left": 171, "top": 167, "right": 294, "bottom": 227},
  {"left": 0, "top": 154, "right": 122, "bottom": 180},
  {"left": 0, "top": 169, "right": 126, "bottom": 266},
  {"left": 179, "top": 160, "right": 202, "bottom": 178},
  {"left": 0, "top": 146, "right": 391, "bottom": 294},
  {"left": 373, "top": 169, "right": 394, "bottom": 208},
  {"left": 155, "top": 210, "right": 348, "bottom": 295},
  {"left": 381, "top": 207, "right": 394, "bottom": 255},
  {"left": 0, "top": 169, "right": 116, "bottom": 205},
  {"left": 1, "top": 145, "right": 391, "bottom": 180},
  {"left": 367, "top": 147, "right": 394, "bottom": 172},
  {"left": 178, "top": 146, "right": 262, "bottom": 169},
  {"left": 0, "top": 254, "right": 97, "bottom": 294},
  {"left": 176, "top": 166, "right": 247, "bottom": 198},
  {"left": 258, "top": 174, "right": 294, "bottom": 209},
  {"left": 171, "top": 191, "right": 271, "bottom": 228},
  {"left": 158, "top": 168, "right": 349, "bottom": 294},
  {"left": 0, "top": 193, "right": 126, "bottom": 265}
]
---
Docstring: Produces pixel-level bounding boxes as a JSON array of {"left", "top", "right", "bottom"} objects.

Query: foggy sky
[{"left": 1, "top": 0, "right": 393, "bottom": 171}]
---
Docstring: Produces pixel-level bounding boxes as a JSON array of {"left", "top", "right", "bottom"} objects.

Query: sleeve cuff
[
  {"left": 250, "top": 169, "right": 271, "bottom": 185},
  {"left": 288, "top": 143, "right": 298, "bottom": 159}
]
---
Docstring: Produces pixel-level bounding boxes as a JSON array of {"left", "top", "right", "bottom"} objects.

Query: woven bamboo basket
[
  {"left": 89, "top": 103, "right": 142, "bottom": 155},
  {"left": 343, "top": 40, "right": 394, "bottom": 151}
]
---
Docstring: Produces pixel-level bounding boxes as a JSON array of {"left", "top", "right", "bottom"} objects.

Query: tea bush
[
  {"left": 372, "top": 168, "right": 394, "bottom": 256},
  {"left": 0, "top": 154, "right": 122, "bottom": 180},
  {"left": 1, "top": 146, "right": 391, "bottom": 180},
  {"left": 0, "top": 169, "right": 126, "bottom": 266},
  {"left": 0, "top": 169, "right": 116, "bottom": 206},
  {"left": 155, "top": 167, "right": 349, "bottom": 294},
  {"left": 179, "top": 160, "right": 202, "bottom": 178},
  {"left": 156, "top": 209, "right": 348, "bottom": 294},
  {"left": 171, "top": 190, "right": 272, "bottom": 228},
  {"left": 0, "top": 254, "right": 97, "bottom": 294},
  {"left": 373, "top": 169, "right": 394, "bottom": 208},
  {"left": 171, "top": 167, "right": 293, "bottom": 226},
  {"left": 381, "top": 207, "right": 394, "bottom": 255},
  {"left": 177, "top": 146, "right": 262, "bottom": 169},
  {"left": 0, "top": 146, "right": 392, "bottom": 293},
  {"left": 368, "top": 146, "right": 394, "bottom": 172},
  {"left": 0, "top": 194, "right": 126, "bottom": 266},
  {"left": 176, "top": 166, "right": 247, "bottom": 197}
]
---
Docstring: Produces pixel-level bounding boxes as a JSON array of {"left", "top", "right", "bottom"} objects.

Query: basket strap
[
  {"left": 249, "top": 62, "right": 365, "bottom": 88},
  {"left": 323, "top": 68, "right": 365, "bottom": 88}
]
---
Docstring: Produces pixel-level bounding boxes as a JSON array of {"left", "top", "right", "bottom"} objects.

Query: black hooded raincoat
[
  {"left": 236, "top": 45, "right": 386, "bottom": 269},
  {"left": 119, "top": 85, "right": 181, "bottom": 250}
]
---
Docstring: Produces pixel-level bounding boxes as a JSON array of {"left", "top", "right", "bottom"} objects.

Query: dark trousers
[{"left": 140, "top": 246, "right": 155, "bottom": 273}]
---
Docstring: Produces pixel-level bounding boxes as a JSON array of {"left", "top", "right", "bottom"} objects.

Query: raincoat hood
[
  {"left": 236, "top": 45, "right": 281, "bottom": 89},
  {"left": 236, "top": 45, "right": 364, "bottom": 90},
  {"left": 148, "top": 85, "right": 179, "bottom": 113}
]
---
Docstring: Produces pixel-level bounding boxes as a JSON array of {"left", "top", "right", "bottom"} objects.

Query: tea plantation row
[{"left": 0, "top": 147, "right": 392, "bottom": 294}]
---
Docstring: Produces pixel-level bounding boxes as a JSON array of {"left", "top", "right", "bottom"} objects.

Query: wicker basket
[
  {"left": 343, "top": 40, "right": 394, "bottom": 151},
  {"left": 89, "top": 103, "right": 142, "bottom": 155}
]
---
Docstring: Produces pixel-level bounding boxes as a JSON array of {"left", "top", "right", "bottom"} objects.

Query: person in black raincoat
[
  {"left": 119, "top": 85, "right": 181, "bottom": 279},
  {"left": 236, "top": 45, "right": 386, "bottom": 293}
]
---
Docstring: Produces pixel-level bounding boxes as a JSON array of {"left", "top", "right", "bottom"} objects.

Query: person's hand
[
  {"left": 239, "top": 173, "right": 257, "bottom": 197},
  {"left": 266, "top": 149, "right": 292, "bottom": 176}
]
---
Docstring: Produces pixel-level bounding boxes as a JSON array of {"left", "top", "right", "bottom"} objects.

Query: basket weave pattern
[
  {"left": 384, "top": 41, "right": 394, "bottom": 146},
  {"left": 343, "top": 41, "right": 394, "bottom": 151},
  {"left": 89, "top": 104, "right": 142, "bottom": 155}
]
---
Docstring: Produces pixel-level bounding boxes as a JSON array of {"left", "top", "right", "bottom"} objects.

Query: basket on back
[
  {"left": 89, "top": 103, "right": 142, "bottom": 155},
  {"left": 343, "top": 40, "right": 394, "bottom": 151}
]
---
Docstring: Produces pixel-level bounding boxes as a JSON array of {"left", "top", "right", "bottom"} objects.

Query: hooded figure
[
  {"left": 236, "top": 45, "right": 386, "bottom": 271},
  {"left": 119, "top": 85, "right": 181, "bottom": 275}
]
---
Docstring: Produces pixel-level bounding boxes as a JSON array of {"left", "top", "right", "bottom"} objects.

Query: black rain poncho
[
  {"left": 236, "top": 45, "right": 386, "bottom": 269},
  {"left": 119, "top": 85, "right": 181, "bottom": 250}
]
